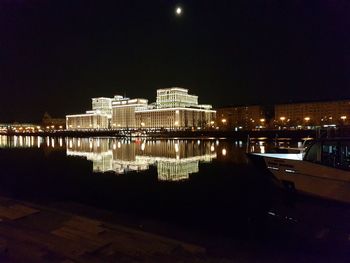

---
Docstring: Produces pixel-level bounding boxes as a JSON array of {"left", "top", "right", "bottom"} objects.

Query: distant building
[
  {"left": 216, "top": 105, "right": 267, "bottom": 130},
  {"left": 135, "top": 87, "right": 216, "bottom": 129},
  {"left": 156, "top": 87, "right": 198, "bottom": 108},
  {"left": 66, "top": 87, "right": 215, "bottom": 130},
  {"left": 66, "top": 97, "right": 113, "bottom": 130},
  {"left": 42, "top": 112, "right": 66, "bottom": 129},
  {"left": 91, "top": 97, "right": 113, "bottom": 117},
  {"left": 111, "top": 96, "right": 148, "bottom": 129},
  {"left": 66, "top": 111, "right": 109, "bottom": 130},
  {"left": 275, "top": 100, "right": 350, "bottom": 128},
  {"left": 0, "top": 123, "right": 40, "bottom": 134}
]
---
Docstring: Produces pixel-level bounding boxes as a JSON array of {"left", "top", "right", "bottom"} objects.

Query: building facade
[
  {"left": 42, "top": 112, "right": 66, "bottom": 129},
  {"left": 66, "top": 87, "right": 215, "bottom": 130},
  {"left": 275, "top": 100, "right": 350, "bottom": 128},
  {"left": 156, "top": 87, "right": 198, "bottom": 108},
  {"left": 66, "top": 96, "right": 114, "bottom": 130},
  {"left": 111, "top": 96, "right": 148, "bottom": 129},
  {"left": 136, "top": 88, "right": 215, "bottom": 129},
  {"left": 135, "top": 108, "right": 215, "bottom": 129},
  {"left": 92, "top": 97, "right": 113, "bottom": 116},
  {"left": 216, "top": 105, "right": 267, "bottom": 130},
  {"left": 66, "top": 111, "right": 109, "bottom": 130}
]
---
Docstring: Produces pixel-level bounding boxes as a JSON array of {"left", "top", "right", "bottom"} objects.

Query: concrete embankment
[{"left": 0, "top": 196, "right": 207, "bottom": 262}]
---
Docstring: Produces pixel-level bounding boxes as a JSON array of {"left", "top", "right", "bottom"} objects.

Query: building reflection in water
[
  {"left": 0, "top": 135, "right": 70, "bottom": 150},
  {"left": 66, "top": 138, "right": 217, "bottom": 181},
  {"left": 1, "top": 135, "right": 281, "bottom": 181},
  {"left": 0, "top": 135, "right": 45, "bottom": 149}
]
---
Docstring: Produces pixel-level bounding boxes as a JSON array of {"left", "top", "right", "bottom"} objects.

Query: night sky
[{"left": 1, "top": 0, "right": 349, "bottom": 122}]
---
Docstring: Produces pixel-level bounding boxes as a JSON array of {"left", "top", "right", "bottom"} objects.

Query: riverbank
[
  {"left": 0, "top": 194, "right": 349, "bottom": 262},
  {"left": 0, "top": 196, "right": 209, "bottom": 262}
]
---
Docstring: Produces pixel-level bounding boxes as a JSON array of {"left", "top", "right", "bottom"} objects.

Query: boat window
[
  {"left": 340, "top": 141, "right": 350, "bottom": 171},
  {"left": 321, "top": 141, "right": 339, "bottom": 168},
  {"left": 304, "top": 142, "right": 321, "bottom": 163}
]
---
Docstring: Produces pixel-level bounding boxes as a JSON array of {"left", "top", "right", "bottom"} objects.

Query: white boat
[{"left": 249, "top": 138, "right": 350, "bottom": 203}]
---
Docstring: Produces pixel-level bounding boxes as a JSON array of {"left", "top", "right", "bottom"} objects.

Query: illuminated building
[
  {"left": 66, "top": 97, "right": 113, "bottom": 130},
  {"left": 92, "top": 97, "right": 113, "bottom": 116},
  {"left": 66, "top": 111, "right": 109, "bottom": 130},
  {"left": 0, "top": 123, "right": 42, "bottom": 133},
  {"left": 135, "top": 88, "right": 216, "bottom": 129},
  {"left": 216, "top": 105, "right": 267, "bottom": 130},
  {"left": 275, "top": 100, "right": 350, "bottom": 128},
  {"left": 66, "top": 87, "right": 215, "bottom": 130},
  {"left": 156, "top": 87, "right": 199, "bottom": 108},
  {"left": 112, "top": 96, "right": 148, "bottom": 129}
]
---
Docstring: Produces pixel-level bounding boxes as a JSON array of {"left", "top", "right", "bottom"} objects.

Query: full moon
[{"left": 175, "top": 7, "right": 182, "bottom": 16}]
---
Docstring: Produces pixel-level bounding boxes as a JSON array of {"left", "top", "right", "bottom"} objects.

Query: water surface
[{"left": 1, "top": 135, "right": 349, "bottom": 261}]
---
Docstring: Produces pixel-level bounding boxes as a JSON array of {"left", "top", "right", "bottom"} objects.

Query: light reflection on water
[
  {"left": 0, "top": 135, "right": 46, "bottom": 149},
  {"left": 67, "top": 138, "right": 218, "bottom": 181},
  {"left": 0, "top": 135, "right": 301, "bottom": 181}
]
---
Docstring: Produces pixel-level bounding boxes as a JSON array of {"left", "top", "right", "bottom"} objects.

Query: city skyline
[{"left": 1, "top": 1, "right": 349, "bottom": 122}]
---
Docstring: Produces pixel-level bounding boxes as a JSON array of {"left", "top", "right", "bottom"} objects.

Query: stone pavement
[{"left": 0, "top": 197, "right": 212, "bottom": 262}]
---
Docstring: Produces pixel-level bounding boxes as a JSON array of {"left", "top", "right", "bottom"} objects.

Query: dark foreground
[
  {"left": 1, "top": 194, "right": 350, "bottom": 262},
  {"left": 0, "top": 196, "right": 208, "bottom": 263}
]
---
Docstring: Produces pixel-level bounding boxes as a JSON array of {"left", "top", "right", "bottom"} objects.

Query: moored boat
[{"left": 248, "top": 138, "right": 350, "bottom": 203}]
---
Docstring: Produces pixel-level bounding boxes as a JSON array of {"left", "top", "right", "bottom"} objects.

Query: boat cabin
[{"left": 303, "top": 139, "right": 350, "bottom": 171}]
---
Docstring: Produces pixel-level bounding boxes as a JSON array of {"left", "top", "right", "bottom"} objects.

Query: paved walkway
[{"left": 0, "top": 197, "right": 210, "bottom": 262}]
